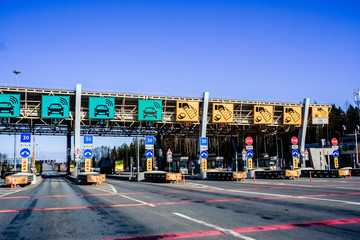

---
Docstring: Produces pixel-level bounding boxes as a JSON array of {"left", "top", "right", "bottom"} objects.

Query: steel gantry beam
[{"left": 0, "top": 86, "right": 332, "bottom": 137}]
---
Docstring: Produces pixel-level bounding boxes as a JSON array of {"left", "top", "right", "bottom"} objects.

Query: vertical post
[
  {"left": 74, "top": 84, "right": 82, "bottom": 177},
  {"left": 275, "top": 134, "right": 279, "bottom": 170},
  {"left": 355, "top": 128, "right": 359, "bottom": 167},
  {"left": 299, "top": 98, "right": 310, "bottom": 168},
  {"left": 137, "top": 136, "right": 139, "bottom": 176},
  {"left": 13, "top": 132, "right": 16, "bottom": 171},
  {"left": 66, "top": 126, "right": 71, "bottom": 175},
  {"left": 32, "top": 135, "right": 35, "bottom": 173},
  {"left": 199, "top": 92, "right": 209, "bottom": 178}
]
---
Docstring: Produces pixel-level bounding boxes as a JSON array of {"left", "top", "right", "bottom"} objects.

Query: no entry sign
[
  {"left": 246, "top": 137, "right": 253, "bottom": 145},
  {"left": 291, "top": 137, "right": 298, "bottom": 145}
]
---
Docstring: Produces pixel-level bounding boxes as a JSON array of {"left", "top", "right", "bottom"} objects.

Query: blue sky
[{"left": 1, "top": 0, "right": 360, "bottom": 159}]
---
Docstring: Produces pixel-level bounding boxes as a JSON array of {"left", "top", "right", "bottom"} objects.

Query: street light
[
  {"left": 12, "top": 70, "right": 21, "bottom": 87},
  {"left": 355, "top": 125, "right": 359, "bottom": 168}
]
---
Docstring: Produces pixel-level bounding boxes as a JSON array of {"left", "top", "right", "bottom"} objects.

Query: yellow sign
[
  {"left": 176, "top": 101, "right": 199, "bottom": 122},
  {"left": 334, "top": 157, "right": 339, "bottom": 168},
  {"left": 147, "top": 158, "right": 152, "bottom": 171},
  {"left": 283, "top": 107, "right": 302, "bottom": 125},
  {"left": 202, "top": 158, "right": 207, "bottom": 171},
  {"left": 293, "top": 157, "right": 298, "bottom": 168},
  {"left": 115, "top": 160, "right": 124, "bottom": 172},
  {"left": 254, "top": 106, "right": 273, "bottom": 124},
  {"left": 212, "top": 103, "right": 233, "bottom": 123},
  {"left": 312, "top": 107, "right": 329, "bottom": 124},
  {"left": 21, "top": 158, "right": 28, "bottom": 172},
  {"left": 70, "top": 163, "right": 74, "bottom": 172},
  {"left": 248, "top": 158, "right": 253, "bottom": 170},
  {"left": 85, "top": 158, "right": 91, "bottom": 172}
]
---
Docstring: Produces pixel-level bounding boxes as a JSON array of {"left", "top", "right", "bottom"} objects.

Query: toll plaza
[{"left": 1, "top": 84, "right": 359, "bottom": 186}]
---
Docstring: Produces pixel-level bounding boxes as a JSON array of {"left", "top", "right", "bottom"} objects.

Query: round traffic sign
[
  {"left": 333, "top": 150, "right": 339, "bottom": 158},
  {"left": 331, "top": 138, "right": 338, "bottom": 146},
  {"left": 145, "top": 149, "right": 154, "bottom": 158},
  {"left": 291, "top": 137, "right": 298, "bottom": 145},
  {"left": 292, "top": 149, "right": 299, "bottom": 157},
  {"left": 200, "top": 150, "right": 208, "bottom": 159},
  {"left": 246, "top": 150, "right": 254, "bottom": 158},
  {"left": 83, "top": 149, "right": 93, "bottom": 158},
  {"left": 20, "top": 148, "right": 31, "bottom": 158},
  {"left": 245, "top": 137, "right": 253, "bottom": 145}
]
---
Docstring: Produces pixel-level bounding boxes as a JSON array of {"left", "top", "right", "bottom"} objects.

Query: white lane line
[
  {"left": 173, "top": 212, "right": 256, "bottom": 240},
  {"left": 190, "top": 183, "right": 224, "bottom": 190},
  {"left": 336, "top": 187, "right": 360, "bottom": 190},
  {"left": 227, "top": 189, "right": 291, "bottom": 198},
  {"left": 295, "top": 196, "right": 360, "bottom": 206},
  {"left": 121, "top": 195, "right": 156, "bottom": 207},
  {"left": 0, "top": 189, "right": 27, "bottom": 198},
  {"left": 109, "top": 184, "right": 117, "bottom": 194},
  {"left": 228, "top": 189, "right": 360, "bottom": 206}
]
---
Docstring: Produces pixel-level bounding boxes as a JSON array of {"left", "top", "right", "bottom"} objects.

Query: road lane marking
[
  {"left": 189, "top": 183, "right": 224, "bottom": 190},
  {"left": 120, "top": 195, "right": 156, "bottom": 207},
  {"left": 106, "top": 217, "right": 360, "bottom": 240},
  {"left": 173, "top": 212, "right": 256, "bottom": 240}
]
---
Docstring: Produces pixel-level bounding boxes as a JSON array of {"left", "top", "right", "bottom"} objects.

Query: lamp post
[
  {"left": 12, "top": 70, "right": 21, "bottom": 87},
  {"left": 356, "top": 125, "right": 359, "bottom": 168}
]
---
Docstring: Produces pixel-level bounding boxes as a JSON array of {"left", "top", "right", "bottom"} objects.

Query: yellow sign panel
[
  {"left": 85, "top": 158, "right": 91, "bottom": 172},
  {"left": 334, "top": 157, "right": 339, "bottom": 169},
  {"left": 312, "top": 107, "right": 329, "bottom": 124},
  {"left": 21, "top": 158, "right": 28, "bottom": 172},
  {"left": 254, "top": 106, "right": 273, "bottom": 124},
  {"left": 176, "top": 101, "right": 199, "bottom": 122},
  {"left": 147, "top": 158, "right": 152, "bottom": 171},
  {"left": 212, "top": 103, "right": 234, "bottom": 123},
  {"left": 283, "top": 107, "right": 302, "bottom": 125},
  {"left": 293, "top": 157, "right": 299, "bottom": 168},
  {"left": 248, "top": 158, "right": 253, "bottom": 170},
  {"left": 312, "top": 107, "right": 329, "bottom": 118},
  {"left": 202, "top": 158, "right": 207, "bottom": 171},
  {"left": 115, "top": 160, "right": 124, "bottom": 172}
]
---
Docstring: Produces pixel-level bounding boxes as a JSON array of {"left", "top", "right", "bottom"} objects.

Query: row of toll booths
[{"left": 140, "top": 153, "right": 226, "bottom": 174}]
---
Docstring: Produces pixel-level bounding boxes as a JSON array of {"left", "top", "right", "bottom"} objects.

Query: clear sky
[{"left": 1, "top": 0, "right": 360, "bottom": 159}]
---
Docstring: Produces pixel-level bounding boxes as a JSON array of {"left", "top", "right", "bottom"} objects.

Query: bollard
[
  {"left": 11, "top": 178, "right": 17, "bottom": 190},
  {"left": 253, "top": 172, "right": 256, "bottom": 183},
  {"left": 297, "top": 172, "right": 300, "bottom": 180},
  {"left": 310, "top": 171, "right": 312, "bottom": 181},
  {"left": 350, "top": 170, "right": 352, "bottom": 179},
  {"left": 183, "top": 175, "right": 185, "bottom": 185},
  {"left": 243, "top": 174, "right": 245, "bottom": 183}
]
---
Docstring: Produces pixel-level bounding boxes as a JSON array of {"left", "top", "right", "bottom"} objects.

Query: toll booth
[
  {"left": 172, "top": 154, "right": 189, "bottom": 175},
  {"left": 257, "top": 153, "right": 277, "bottom": 170},
  {"left": 207, "top": 154, "right": 224, "bottom": 170},
  {"left": 231, "top": 154, "right": 246, "bottom": 171}
]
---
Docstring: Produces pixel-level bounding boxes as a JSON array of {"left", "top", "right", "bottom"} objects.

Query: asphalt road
[{"left": 0, "top": 172, "right": 360, "bottom": 240}]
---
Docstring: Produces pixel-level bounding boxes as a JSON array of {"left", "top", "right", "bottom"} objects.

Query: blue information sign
[
  {"left": 84, "top": 135, "right": 93, "bottom": 144},
  {"left": 145, "top": 149, "right": 154, "bottom": 158},
  {"left": 83, "top": 149, "right": 93, "bottom": 158},
  {"left": 200, "top": 137, "right": 208, "bottom": 146},
  {"left": 200, "top": 150, "right": 208, "bottom": 159},
  {"left": 20, "top": 148, "right": 31, "bottom": 158},
  {"left": 145, "top": 136, "right": 154, "bottom": 145},
  {"left": 333, "top": 150, "right": 339, "bottom": 158},
  {"left": 20, "top": 133, "right": 31, "bottom": 143}
]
